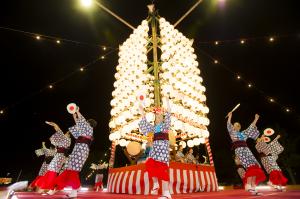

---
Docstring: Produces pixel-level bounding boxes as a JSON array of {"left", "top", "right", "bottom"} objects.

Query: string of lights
[
  {"left": 0, "top": 26, "right": 115, "bottom": 50},
  {"left": 198, "top": 33, "right": 298, "bottom": 45},
  {"left": 0, "top": 48, "right": 118, "bottom": 116},
  {"left": 197, "top": 48, "right": 298, "bottom": 118}
]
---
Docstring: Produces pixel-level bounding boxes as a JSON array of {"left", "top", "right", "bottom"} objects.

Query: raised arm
[
  {"left": 163, "top": 97, "right": 171, "bottom": 112},
  {"left": 243, "top": 114, "right": 260, "bottom": 140},
  {"left": 226, "top": 112, "right": 234, "bottom": 133},
  {"left": 46, "top": 121, "right": 61, "bottom": 132},
  {"left": 42, "top": 142, "right": 46, "bottom": 149},
  {"left": 251, "top": 114, "right": 260, "bottom": 126},
  {"left": 227, "top": 112, "right": 232, "bottom": 124},
  {"left": 138, "top": 102, "right": 145, "bottom": 117}
]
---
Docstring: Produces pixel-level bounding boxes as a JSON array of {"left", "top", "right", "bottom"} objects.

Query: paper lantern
[
  {"left": 179, "top": 141, "right": 186, "bottom": 148},
  {"left": 109, "top": 133, "right": 115, "bottom": 141},
  {"left": 119, "top": 139, "right": 127, "bottom": 147},
  {"left": 193, "top": 138, "right": 201, "bottom": 146},
  {"left": 199, "top": 137, "right": 206, "bottom": 144},
  {"left": 187, "top": 140, "right": 194, "bottom": 148}
]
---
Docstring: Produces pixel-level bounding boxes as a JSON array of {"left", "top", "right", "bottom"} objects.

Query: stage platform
[
  {"left": 108, "top": 162, "right": 218, "bottom": 194},
  {"left": 11, "top": 189, "right": 300, "bottom": 199}
]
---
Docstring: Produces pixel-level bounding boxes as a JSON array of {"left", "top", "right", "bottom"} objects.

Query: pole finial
[{"left": 147, "top": 4, "right": 155, "bottom": 13}]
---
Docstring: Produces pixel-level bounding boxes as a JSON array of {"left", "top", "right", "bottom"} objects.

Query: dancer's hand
[
  {"left": 255, "top": 114, "right": 260, "bottom": 120},
  {"left": 45, "top": 121, "right": 60, "bottom": 131},
  {"left": 227, "top": 112, "right": 232, "bottom": 118},
  {"left": 42, "top": 142, "right": 46, "bottom": 149}
]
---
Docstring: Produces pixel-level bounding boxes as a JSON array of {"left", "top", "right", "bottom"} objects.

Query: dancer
[
  {"left": 227, "top": 112, "right": 266, "bottom": 195},
  {"left": 28, "top": 142, "right": 56, "bottom": 191},
  {"left": 36, "top": 122, "right": 71, "bottom": 192},
  {"left": 89, "top": 162, "right": 108, "bottom": 191},
  {"left": 53, "top": 108, "right": 97, "bottom": 198},
  {"left": 138, "top": 97, "right": 172, "bottom": 199},
  {"left": 256, "top": 132, "right": 287, "bottom": 191}
]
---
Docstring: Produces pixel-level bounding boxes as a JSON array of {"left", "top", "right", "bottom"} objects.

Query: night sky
[{"left": 0, "top": 0, "right": 299, "bottom": 185}]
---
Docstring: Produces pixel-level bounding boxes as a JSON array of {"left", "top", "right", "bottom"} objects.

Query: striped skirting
[{"left": 107, "top": 162, "right": 218, "bottom": 194}]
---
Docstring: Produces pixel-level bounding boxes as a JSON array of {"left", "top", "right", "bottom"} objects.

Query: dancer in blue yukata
[
  {"left": 29, "top": 142, "right": 56, "bottom": 191},
  {"left": 227, "top": 112, "right": 266, "bottom": 195},
  {"left": 138, "top": 97, "right": 172, "bottom": 199},
  {"left": 36, "top": 122, "right": 71, "bottom": 193},
  {"left": 52, "top": 107, "right": 97, "bottom": 198}
]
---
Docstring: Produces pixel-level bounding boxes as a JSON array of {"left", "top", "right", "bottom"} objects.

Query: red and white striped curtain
[{"left": 107, "top": 162, "right": 218, "bottom": 195}]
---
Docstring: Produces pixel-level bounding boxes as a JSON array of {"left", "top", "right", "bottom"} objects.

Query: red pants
[
  {"left": 36, "top": 171, "right": 57, "bottom": 190},
  {"left": 54, "top": 170, "right": 81, "bottom": 190},
  {"left": 245, "top": 165, "right": 266, "bottom": 185},
  {"left": 269, "top": 170, "right": 288, "bottom": 186},
  {"left": 145, "top": 158, "right": 169, "bottom": 181}
]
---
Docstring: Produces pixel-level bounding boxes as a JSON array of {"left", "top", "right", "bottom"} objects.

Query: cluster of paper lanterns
[
  {"left": 179, "top": 137, "right": 206, "bottom": 148},
  {"left": 109, "top": 20, "right": 155, "bottom": 141},
  {"left": 108, "top": 18, "right": 211, "bottom": 147},
  {"left": 159, "top": 18, "right": 210, "bottom": 145}
]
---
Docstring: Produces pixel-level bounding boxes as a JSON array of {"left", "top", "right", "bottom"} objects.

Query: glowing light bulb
[
  {"left": 214, "top": 60, "right": 219, "bottom": 64},
  {"left": 36, "top": 35, "right": 40, "bottom": 40},
  {"left": 56, "top": 40, "right": 61, "bottom": 44},
  {"left": 80, "top": 67, "right": 84, "bottom": 71},
  {"left": 269, "top": 98, "right": 274, "bottom": 102},
  {"left": 237, "top": 75, "right": 241, "bottom": 79},
  {"left": 101, "top": 56, "right": 105, "bottom": 60},
  {"left": 240, "top": 40, "right": 245, "bottom": 44},
  {"left": 248, "top": 83, "right": 252, "bottom": 88},
  {"left": 0, "top": 110, "right": 4, "bottom": 114},
  {"left": 269, "top": 37, "right": 274, "bottom": 42},
  {"left": 81, "top": 0, "right": 93, "bottom": 7},
  {"left": 49, "top": 85, "right": 53, "bottom": 89},
  {"left": 102, "top": 46, "right": 107, "bottom": 51},
  {"left": 215, "top": 41, "right": 219, "bottom": 45},
  {"left": 285, "top": 108, "right": 290, "bottom": 112}
]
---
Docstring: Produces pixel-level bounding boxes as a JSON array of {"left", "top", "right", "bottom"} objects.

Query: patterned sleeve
[
  {"left": 76, "top": 114, "right": 86, "bottom": 125},
  {"left": 227, "top": 121, "right": 234, "bottom": 134},
  {"left": 162, "top": 112, "right": 171, "bottom": 132},
  {"left": 255, "top": 142, "right": 270, "bottom": 154},
  {"left": 243, "top": 124, "right": 260, "bottom": 140},
  {"left": 44, "top": 148, "right": 56, "bottom": 157},
  {"left": 50, "top": 130, "right": 66, "bottom": 146},
  {"left": 68, "top": 125, "right": 80, "bottom": 139},
  {"left": 138, "top": 117, "right": 154, "bottom": 135},
  {"left": 268, "top": 139, "right": 284, "bottom": 155},
  {"left": 35, "top": 148, "right": 44, "bottom": 157}
]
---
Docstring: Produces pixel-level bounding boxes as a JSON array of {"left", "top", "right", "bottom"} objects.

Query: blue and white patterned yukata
[
  {"left": 227, "top": 122, "right": 260, "bottom": 169},
  {"left": 66, "top": 114, "right": 93, "bottom": 171},
  {"left": 138, "top": 112, "right": 171, "bottom": 165},
  {"left": 47, "top": 130, "right": 71, "bottom": 172},
  {"left": 255, "top": 139, "right": 284, "bottom": 174},
  {"left": 37, "top": 148, "right": 56, "bottom": 176}
]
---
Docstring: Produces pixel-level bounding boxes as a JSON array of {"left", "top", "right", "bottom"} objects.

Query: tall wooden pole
[{"left": 149, "top": 5, "right": 161, "bottom": 107}]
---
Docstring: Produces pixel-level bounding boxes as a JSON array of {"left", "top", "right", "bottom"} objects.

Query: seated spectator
[
  {"left": 185, "top": 148, "right": 196, "bottom": 164},
  {"left": 175, "top": 145, "right": 185, "bottom": 163}
]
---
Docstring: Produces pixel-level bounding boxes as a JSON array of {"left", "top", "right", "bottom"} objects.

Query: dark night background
[{"left": 0, "top": 0, "right": 299, "bottom": 185}]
